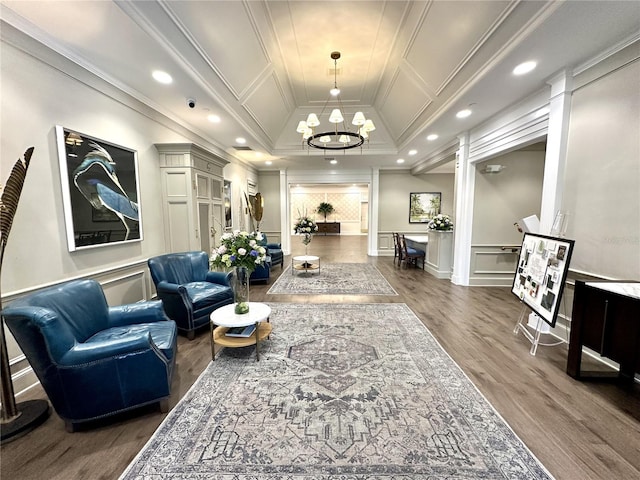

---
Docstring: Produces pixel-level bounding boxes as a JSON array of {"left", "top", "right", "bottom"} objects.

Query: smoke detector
[{"left": 482, "top": 164, "right": 505, "bottom": 174}]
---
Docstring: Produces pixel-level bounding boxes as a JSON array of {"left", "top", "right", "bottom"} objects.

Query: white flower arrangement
[
  {"left": 428, "top": 214, "right": 454, "bottom": 231},
  {"left": 209, "top": 230, "right": 267, "bottom": 272},
  {"left": 293, "top": 209, "right": 319, "bottom": 245}
]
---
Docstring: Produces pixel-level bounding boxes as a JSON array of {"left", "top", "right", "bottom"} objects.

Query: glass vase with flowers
[{"left": 293, "top": 210, "right": 319, "bottom": 258}]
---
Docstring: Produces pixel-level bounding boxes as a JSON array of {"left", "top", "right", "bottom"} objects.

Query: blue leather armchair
[
  {"left": 148, "top": 251, "right": 234, "bottom": 339},
  {"left": 1, "top": 279, "right": 177, "bottom": 432},
  {"left": 250, "top": 256, "right": 272, "bottom": 284},
  {"left": 260, "top": 234, "right": 283, "bottom": 269}
]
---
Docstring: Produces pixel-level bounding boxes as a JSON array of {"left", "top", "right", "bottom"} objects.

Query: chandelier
[{"left": 296, "top": 52, "right": 375, "bottom": 151}]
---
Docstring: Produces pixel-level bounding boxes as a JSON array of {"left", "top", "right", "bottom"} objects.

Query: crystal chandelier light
[{"left": 296, "top": 52, "right": 375, "bottom": 151}]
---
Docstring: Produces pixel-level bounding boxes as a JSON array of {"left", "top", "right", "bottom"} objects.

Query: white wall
[
  {"left": 563, "top": 53, "right": 640, "bottom": 280},
  {"left": 1, "top": 40, "right": 172, "bottom": 294},
  {"left": 377, "top": 171, "right": 455, "bottom": 256},
  {"left": 289, "top": 184, "right": 369, "bottom": 235},
  {"left": 472, "top": 148, "right": 545, "bottom": 244},
  {"left": 378, "top": 172, "right": 455, "bottom": 233},
  {"left": 469, "top": 147, "right": 545, "bottom": 285},
  {"left": 256, "top": 171, "right": 281, "bottom": 243},
  {"left": 0, "top": 30, "right": 254, "bottom": 394}
]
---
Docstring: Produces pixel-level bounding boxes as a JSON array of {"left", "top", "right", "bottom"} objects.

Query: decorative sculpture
[{"left": 0, "top": 147, "right": 50, "bottom": 443}]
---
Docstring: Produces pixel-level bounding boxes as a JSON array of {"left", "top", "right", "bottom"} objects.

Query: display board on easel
[{"left": 511, "top": 233, "right": 575, "bottom": 328}]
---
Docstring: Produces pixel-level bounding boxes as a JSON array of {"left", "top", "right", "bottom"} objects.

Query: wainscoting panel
[
  {"left": 378, "top": 233, "right": 393, "bottom": 254},
  {"left": 98, "top": 270, "right": 148, "bottom": 305},
  {"left": 5, "top": 261, "right": 152, "bottom": 397},
  {"left": 167, "top": 201, "right": 191, "bottom": 252},
  {"left": 469, "top": 245, "right": 519, "bottom": 286}
]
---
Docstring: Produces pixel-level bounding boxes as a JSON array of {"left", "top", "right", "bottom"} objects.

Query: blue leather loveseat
[
  {"left": 148, "top": 251, "right": 234, "bottom": 339},
  {"left": 2, "top": 279, "right": 177, "bottom": 432}
]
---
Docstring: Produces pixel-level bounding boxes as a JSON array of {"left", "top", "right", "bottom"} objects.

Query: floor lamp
[{"left": 0, "top": 147, "right": 50, "bottom": 443}]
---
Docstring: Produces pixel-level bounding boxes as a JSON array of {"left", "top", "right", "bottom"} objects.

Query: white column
[
  {"left": 279, "top": 169, "right": 290, "bottom": 254},
  {"left": 540, "top": 70, "right": 573, "bottom": 233},
  {"left": 368, "top": 167, "right": 380, "bottom": 256},
  {"left": 451, "top": 134, "right": 475, "bottom": 286}
]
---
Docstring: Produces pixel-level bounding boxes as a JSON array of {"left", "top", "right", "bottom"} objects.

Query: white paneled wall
[{"left": 290, "top": 185, "right": 369, "bottom": 235}]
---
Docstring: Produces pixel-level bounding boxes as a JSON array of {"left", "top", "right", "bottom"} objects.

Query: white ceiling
[{"left": 2, "top": 1, "right": 639, "bottom": 174}]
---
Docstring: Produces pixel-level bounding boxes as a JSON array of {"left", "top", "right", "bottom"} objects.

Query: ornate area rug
[
  {"left": 121, "top": 303, "right": 552, "bottom": 479},
  {"left": 267, "top": 263, "right": 397, "bottom": 295}
]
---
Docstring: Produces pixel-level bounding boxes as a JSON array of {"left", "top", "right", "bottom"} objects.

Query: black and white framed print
[{"left": 55, "top": 126, "right": 142, "bottom": 251}]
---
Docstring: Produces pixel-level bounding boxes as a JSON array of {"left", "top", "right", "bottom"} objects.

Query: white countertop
[
  {"left": 404, "top": 235, "right": 429, "bottom": 244},
  {"left": 585, "top": 282, "right": 640, "bottom": 300}
]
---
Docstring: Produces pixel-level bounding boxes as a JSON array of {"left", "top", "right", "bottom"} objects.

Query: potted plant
[{"left": 316, "top": 202, "right": 335, "bottom": 222}]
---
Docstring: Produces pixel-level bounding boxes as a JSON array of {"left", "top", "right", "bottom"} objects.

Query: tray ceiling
[{"left": 2, "top": 1, "right": 639, "bottom": 173}]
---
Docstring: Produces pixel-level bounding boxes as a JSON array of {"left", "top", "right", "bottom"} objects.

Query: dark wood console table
[
  {"left": 567, "top": 280, "right": 640, "bottom": 383},
  {"left": 317, "top": 222, "right": 340, "bottom": 235}
]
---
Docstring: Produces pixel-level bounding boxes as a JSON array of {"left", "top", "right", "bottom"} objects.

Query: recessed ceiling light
[
  {"left": 397, "top": 158, "right": 405, "bottom": 164},
  {"left": 207, "top": 114, "right": 221, "bottom": 123},
  {"left": 427, "top": 134, "right": 439, "bottom": 141},
  {"left": 255, "top": 152, "right": 263, "bottom": 158},
  {"left": 408, "top": 149, "right": 418, "bottom": 156},
  {"left": 235, "top": 137, "right": 246, "bottom": 144},
  {"left": 152, "top": 70, "right": 172, "bottom": 84},
  {"left": 513, "top": 61, "right": 537, "bottom": 76},
  {"left": 265, "top": 160, "right": 272, "bottom": 166},
  {"left": 456, "top": 109, "right": 472, "bottom": 119},
  {"left": 330, "top": 159, "right": 338, "bottom": 165}
]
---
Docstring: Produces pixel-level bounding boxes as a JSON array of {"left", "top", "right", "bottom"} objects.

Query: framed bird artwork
[{"left": 55, "top": 126, "right": 142, "bottom": 251}]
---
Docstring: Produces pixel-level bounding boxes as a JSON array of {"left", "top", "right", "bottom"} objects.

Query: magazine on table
[{"left": 225, "top": 324, "right": 256, "bottom": 337}]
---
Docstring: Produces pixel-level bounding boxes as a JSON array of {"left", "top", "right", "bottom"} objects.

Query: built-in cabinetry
[
  {"left": 317, "top": 222, "right": 341, "bottom": 235},
  {"left": 426, "top": 231, "right": 453, "bottom": 279},
  {"left": 155, "top": 144, "right": 229, "bottom": 254},
  {"left": 567, "top": 280, "right": 640, "bottom": 383}
]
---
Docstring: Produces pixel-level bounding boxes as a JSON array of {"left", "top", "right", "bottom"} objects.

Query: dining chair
[
  {"left": 392, "top": 233, "right": 402, "bottom": 264},
  {"left": 400, "top": 234, "right": 426, "bottom": 269}
]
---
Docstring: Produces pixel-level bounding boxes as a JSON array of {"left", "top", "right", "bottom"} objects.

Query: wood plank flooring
[{"left": 2, "top": 235, "right": 638, "bottom": 479}]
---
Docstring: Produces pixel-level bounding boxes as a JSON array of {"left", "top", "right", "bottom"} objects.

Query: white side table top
[
  {"left": 293, "top": 255, "right": 320, "bottom": 262},
  {"left": 210, "top": 302, "right": 271, "bottom": 328}
]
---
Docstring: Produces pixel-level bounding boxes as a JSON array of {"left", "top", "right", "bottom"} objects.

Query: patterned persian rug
[
  {"left": 267, "top": 263, "right": 397, "bottom": 295},
  {"left": 120, "top": 303, "right": 552, "bottom": 480}
]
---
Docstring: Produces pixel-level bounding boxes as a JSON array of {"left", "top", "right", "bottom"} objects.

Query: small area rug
[
  {"left": 120, "top": 303, "right": 552, "bottom": 479},
  {"left": 267, "top": 262, "right": 397, "bottom": 295}
]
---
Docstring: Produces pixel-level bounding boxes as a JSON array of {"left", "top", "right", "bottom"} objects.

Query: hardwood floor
[{"left": 2, "top": 235, "right": 639, "bottom": 480}]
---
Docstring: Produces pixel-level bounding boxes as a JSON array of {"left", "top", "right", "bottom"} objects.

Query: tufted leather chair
[
  {"left": 148, "top": 251, "right": 234, "bottom": 339},
  {"left": 2, "top": 279, "right": 177, "bottom": 432}
]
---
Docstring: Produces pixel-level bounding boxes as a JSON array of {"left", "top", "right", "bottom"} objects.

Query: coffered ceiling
[{"left": 2, "top": 1, "right": 639, "bottom": 173}]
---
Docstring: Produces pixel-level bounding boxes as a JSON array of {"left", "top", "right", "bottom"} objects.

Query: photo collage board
[{"left": 511, "top": 233, "right": 575, "bottom": 327}]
